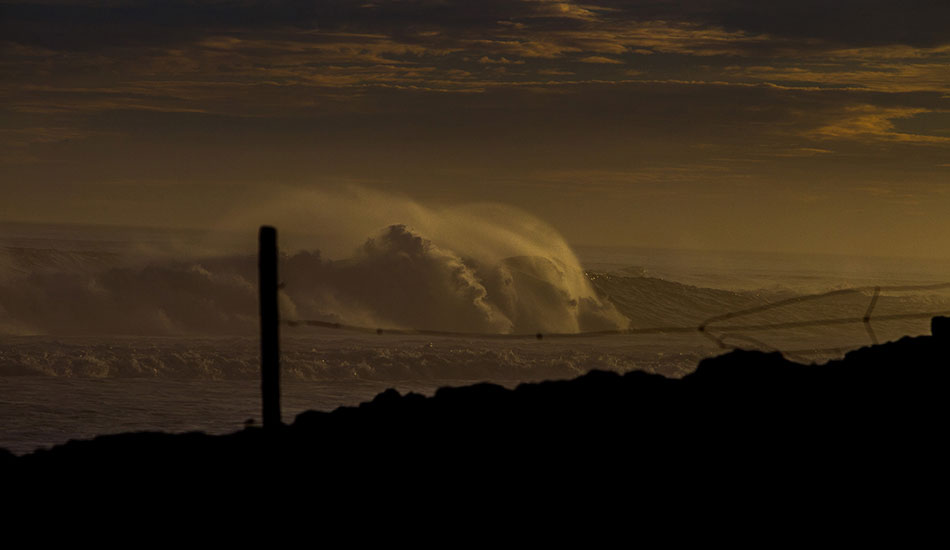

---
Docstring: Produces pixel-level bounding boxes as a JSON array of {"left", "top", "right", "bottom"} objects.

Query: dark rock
[
  {"left": 933, "top": 315, "right": 950, "bottom": 338},
  {"left": 5, "top": 319, "right": 949, "bottom": 513}
]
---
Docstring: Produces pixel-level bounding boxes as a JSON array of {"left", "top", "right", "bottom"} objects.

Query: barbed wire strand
[{"left": 282, "top": 281, "right": 950, "bottom": 354}]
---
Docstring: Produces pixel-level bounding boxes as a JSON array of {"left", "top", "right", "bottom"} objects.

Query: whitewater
[{"left": 2, "top": 196, "right": 949, "bottom": 454}]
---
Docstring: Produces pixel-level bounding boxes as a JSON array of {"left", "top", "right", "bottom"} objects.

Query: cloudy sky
[{"left": 2, "top": 1, "right": 949, "bottom": 257}]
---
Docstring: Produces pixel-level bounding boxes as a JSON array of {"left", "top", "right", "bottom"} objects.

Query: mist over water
[{"left": 0, "top": 189, "right": 628, "bottom": 337}]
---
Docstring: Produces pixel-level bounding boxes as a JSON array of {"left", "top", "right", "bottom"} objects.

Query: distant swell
[
  {"left": 0, "top": 337, "right": 699, "bottom": 380},
  {"left": 0, "top": 247, "right": 259, "bottom": 336}
]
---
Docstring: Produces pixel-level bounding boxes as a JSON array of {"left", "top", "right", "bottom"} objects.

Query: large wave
[
  {"left": 0, "top": 199, "right": 628, "bottom": 336},
  {"left": 283, "top": 224, "right": 628, "bottom": 334}
]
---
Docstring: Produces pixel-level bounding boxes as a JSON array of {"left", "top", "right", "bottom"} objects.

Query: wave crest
[{"left": 284, "top": 224, "right": 628, "bottom": 334}]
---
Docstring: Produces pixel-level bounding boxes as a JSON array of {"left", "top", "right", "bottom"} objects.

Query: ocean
[{"left": 2, "top": 220, "right": 949, "bottom": 455}]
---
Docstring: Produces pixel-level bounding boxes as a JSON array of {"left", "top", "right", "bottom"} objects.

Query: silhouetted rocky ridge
[{"left": 4, "top": 317, "right": 948, "bottom": 503}]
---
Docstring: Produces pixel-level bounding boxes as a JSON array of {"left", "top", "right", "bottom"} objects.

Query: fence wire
[{"left": 283, "top": 281, "right": 950, "bottom": 358}]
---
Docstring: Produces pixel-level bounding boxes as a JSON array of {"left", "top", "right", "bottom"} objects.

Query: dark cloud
[
  {"left": 5, "top": 79, "right": 946, "bottom": 194},
  {"left": 707, "top": 1, "right": 950, "bottom": 48},
  {"left": 0, "top": 1, "right": 545, "bottom": 51},
  {"left": 5, "top": 0, "right": 948, "bottom": 53},
  {"left": 3, "top": 1, "right": 950, "bottom": 257},
  {"left": 595, "top": 1, "right": 950, "bottom": 47}
]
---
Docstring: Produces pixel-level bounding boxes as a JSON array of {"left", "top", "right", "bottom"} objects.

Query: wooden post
[{"left": 259, "top": 225, "right": 281, "bottom": 430}]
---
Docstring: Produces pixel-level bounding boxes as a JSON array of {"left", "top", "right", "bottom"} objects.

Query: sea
[{"left": 2, "top": 220, "right": 949, "bottom": 455}]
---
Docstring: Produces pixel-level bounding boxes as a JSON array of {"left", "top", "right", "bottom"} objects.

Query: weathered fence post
[{"left": 259, "top": 225, "right": 281, "bottom": 430}]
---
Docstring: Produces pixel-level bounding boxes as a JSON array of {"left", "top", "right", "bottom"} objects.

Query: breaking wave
[
  {"left": 284, "top": 224, "right": 628, "bottom": 334},
  {"left": 0, "top": 206, "right": 628, "bottom": 336}
]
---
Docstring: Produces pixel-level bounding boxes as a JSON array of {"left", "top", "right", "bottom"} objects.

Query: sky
[{"left": 2, "top": 0, "right": 949, "bottom": 258}]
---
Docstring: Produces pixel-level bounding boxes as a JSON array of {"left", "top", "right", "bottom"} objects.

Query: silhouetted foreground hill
[{"left": 4, "top": 317, "right": 948, "bottom": 510}]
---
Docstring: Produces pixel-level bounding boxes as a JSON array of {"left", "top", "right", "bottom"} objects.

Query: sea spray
[
  {"left": 235, "top": 187, "right": 630, "bottom": 333},
  {"left": 284, "top": 224, "right": 628, "bottom": 333},
  {"left": 0, "top": 189, "right": 629, "bottom": 336}
]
